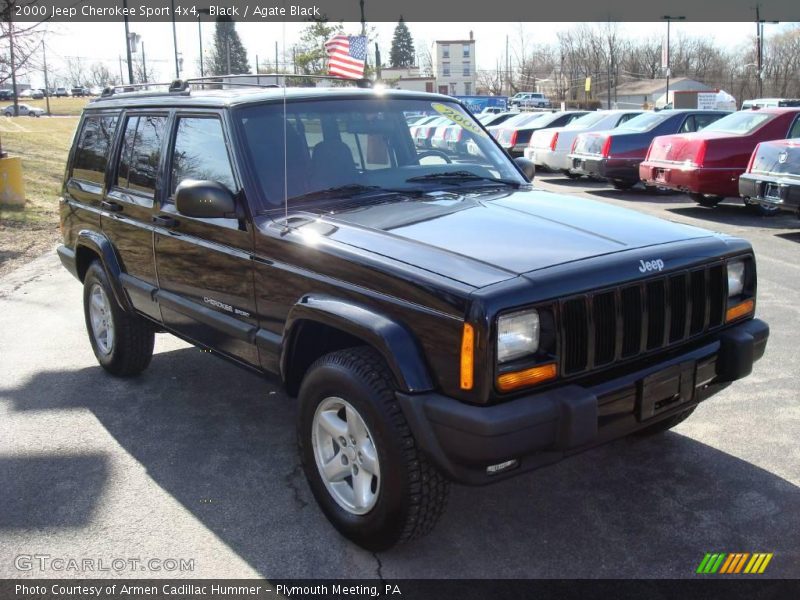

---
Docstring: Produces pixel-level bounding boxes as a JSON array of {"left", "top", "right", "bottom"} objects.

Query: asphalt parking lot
[{"left": 1, "top": 177, "right": 799, "bottom": 579}]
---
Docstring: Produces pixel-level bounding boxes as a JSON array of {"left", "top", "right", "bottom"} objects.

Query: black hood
[{"left": 292, "top": 188, "right": 717, "bottom": 288}]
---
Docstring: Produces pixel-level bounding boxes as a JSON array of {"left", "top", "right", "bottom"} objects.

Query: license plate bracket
[
  {"left": 764, "top": 182, "right": 781, "bottom": 201},
  {"left": 655, "top": 168, "right": 668, "bottom": 183},
  {"left": 637, "top": 360, "right": 696, "bottom": 421}
]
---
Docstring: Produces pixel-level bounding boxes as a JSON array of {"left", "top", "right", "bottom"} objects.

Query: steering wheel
[{"left": 417, "top": 149, "right": 452, "bottom": 164}]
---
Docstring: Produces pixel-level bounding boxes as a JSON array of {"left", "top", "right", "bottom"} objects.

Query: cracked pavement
[{"left": 1, "top": 179, "right": 799, "bottom": 578}]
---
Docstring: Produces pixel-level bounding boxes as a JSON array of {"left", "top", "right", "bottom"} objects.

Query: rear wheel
[
  {"left": 83, "top": 261, "right": 154, "bottom": 376},
  {"left": 611, "top": 179, "right": 636, "bottom": 190},
  {"left": 744, "top": 198, "right": 780, "bottom": 217},
  {"left": 689, "top": 192, "right": 724, "bottom": 207},
  {"left": 298, "top": 347, "right": 449, "bottom": 551}
]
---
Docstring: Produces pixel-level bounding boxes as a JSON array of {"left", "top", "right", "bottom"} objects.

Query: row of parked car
[
  {"left": 0, "top": 86, "right": 99, "bottom": 102},
  {"left": 406, "top": 105, "right": 800, "bottom": 218}
]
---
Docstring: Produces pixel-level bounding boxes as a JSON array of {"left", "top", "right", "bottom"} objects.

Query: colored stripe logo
[{"left": 697, "top": 553, "right": 773, "bottom": 574}]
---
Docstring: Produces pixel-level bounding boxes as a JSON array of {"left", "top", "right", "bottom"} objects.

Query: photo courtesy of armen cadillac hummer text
[{"left": 57, "top": 76, "right": 769, "bottom": 551}]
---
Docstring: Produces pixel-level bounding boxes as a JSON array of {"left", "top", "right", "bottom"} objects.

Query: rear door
[
  {"left": 101, "top": 111, "right": 169, "bottom": 320},
  {"left": 153, "top": 111, "right": 259, "bottom": 366}
]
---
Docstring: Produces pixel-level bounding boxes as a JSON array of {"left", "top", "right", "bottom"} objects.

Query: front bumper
[
  {"left": 739, "top": 172, "right": 800, "bottom": 213},
  {"left": 398, "top": 318, "right": 768, "bottom": 485},
  {"left": 640, "top": 161, "right": 741, "bottom": 197}
]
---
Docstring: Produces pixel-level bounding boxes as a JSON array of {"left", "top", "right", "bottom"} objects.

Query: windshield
[
  {"left": 564, "top": 111, "right": 608, "bottom": 130},
  {"left": 618, "top": 111, "right": 671, "bottom": 132},
  {"left": 701, "top": 111, "right": 771, "bottom": 134},
  {"left": 235, "top": 97, "right": 525, "bottom": 212}
]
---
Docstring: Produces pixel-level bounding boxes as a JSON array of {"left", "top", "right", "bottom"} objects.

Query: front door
[{"left": 153, "top": 112, "right": 258, "bottom": 366}]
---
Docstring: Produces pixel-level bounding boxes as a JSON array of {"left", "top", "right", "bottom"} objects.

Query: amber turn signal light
[
  {"left": 726, "top": 299, "right": 754, "bottom": 323},
  {"left": 460, "top": 323, "right": 474, "bottom": 390},
  {"left": 497, "top": 363, "right": 558, "bottom": 392}
]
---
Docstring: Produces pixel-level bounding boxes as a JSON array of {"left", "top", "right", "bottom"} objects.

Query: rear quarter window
[{"left": 72, "top": 114, "right": 118, "bottom": 184}]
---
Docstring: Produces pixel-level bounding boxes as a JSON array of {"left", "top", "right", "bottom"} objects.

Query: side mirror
[
  {"left": 175, "top": 179, "right": 236, "bottom": 219},
  {"left": 514, "top": 157, "right": 536, "bottom": 181}
]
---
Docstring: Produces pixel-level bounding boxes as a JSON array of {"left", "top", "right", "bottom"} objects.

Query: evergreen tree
[
  {"left": 208, "top": 17, "right": 250, "bottom": 75},
  {"left": 389, "top": 17, "right": 415, "bottom": 68}
]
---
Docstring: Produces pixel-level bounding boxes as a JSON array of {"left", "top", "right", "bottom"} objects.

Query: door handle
[
  {"left": 152, "top": 215, "right": 179, "bottom": 229},
  {"left": 101, "top": 200, "right": 123, "bottom": 213}
]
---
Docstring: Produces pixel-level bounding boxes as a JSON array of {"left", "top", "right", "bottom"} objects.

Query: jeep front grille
[{"left": 560, "top": 263, "right": 726, "bottom": 376}]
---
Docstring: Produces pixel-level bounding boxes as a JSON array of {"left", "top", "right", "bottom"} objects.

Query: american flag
[{"left": 325, "top": 35, "right": 368, "bottom": 79}]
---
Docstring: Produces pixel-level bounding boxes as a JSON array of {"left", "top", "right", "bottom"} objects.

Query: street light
[
  {"left": 662, "top": 15, "right": 685, "bottom": 108},
  {"left": 755, "top": 6, "right": 779, "bottom": 98},
  {"left": 197, "top": 8, "right": 211, "bottom": 77}
]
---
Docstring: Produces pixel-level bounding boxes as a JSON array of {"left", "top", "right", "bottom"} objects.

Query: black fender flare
[
  {"left": 281, "top": 296, "right": 434, "bottom": 393},
  {"left": 75, "top": 229, "right": 132, "bottom": 311}
]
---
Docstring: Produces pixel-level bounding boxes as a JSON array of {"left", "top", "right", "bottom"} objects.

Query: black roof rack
[{"left": 96, "top": 73, "right": 372, "bottom": 99}]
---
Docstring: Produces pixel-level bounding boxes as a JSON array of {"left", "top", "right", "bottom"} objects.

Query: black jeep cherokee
[{"left": 57, "top": 80, "right": 769, "bottom": 551}]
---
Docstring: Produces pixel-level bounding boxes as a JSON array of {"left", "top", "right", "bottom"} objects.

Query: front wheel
[
  {"left": 83, "top": 261, "right": 154, "bottom": 376},
  {"left": 298, "top": 347, "right": 449, "bottom": 551},
  {"left": 688, "top": 192, "right": 724, "bottom": 207}
]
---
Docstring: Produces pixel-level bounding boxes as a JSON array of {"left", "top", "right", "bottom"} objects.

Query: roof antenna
[{"left": 281, "top": 9, "right": 289, "bottom": 231}]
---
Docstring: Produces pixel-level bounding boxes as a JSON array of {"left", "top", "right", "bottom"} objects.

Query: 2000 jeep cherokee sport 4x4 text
[{"left": 57, "top": 80, "right": 769, "bottom": 551}]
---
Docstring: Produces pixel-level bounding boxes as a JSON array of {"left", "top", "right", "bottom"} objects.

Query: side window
[
  {"left": 678, "top": 115, "right": 696, "bottom": 133},
  {"left": 617, "top": 112, "right": 638, "bottom": 125},
  {"left": 693, "top": 114, "right": 718, "bottom": 132},
  {"left": 170, "top": 117, "right": 237, "bottom": 198},
  {"left": 115, "top": 115, "right": 168, "bottom": 196},
  {"left": 72, "top": 115, "right": 118, "bottom": 185},
  {"left": 787, "top": 116, "right": 800, "bottom": 139}
]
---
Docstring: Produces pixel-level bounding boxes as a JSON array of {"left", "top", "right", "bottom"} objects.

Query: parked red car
[{"left": 639, "top": 108, "right": 800, "bottom": 213}]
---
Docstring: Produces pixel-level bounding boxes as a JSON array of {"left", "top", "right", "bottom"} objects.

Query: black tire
[
  {"left": 297, "top": 346, "right": 449, "bottom": 551},
  {"left": 83, "top": 261, "right": 154, "bottom": 376},
  {"left": 634, "top": 407, "right": 696, "bottom": 437},
  {"left": 688, "top": 192, "right": 724, "bottom": 207},
  {"left": 744, "top": 199, "right": 779, "bottom": 217},
  {"left": 611, "top": 179, "right": 636, "bottom": 190},
  {"left": 563, "top": 170, "right": 581, "bottom": 179}
]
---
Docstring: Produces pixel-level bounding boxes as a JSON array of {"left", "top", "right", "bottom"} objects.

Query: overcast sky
[{"left": 28, "top": 20, "right": 767, "bottom": 87}]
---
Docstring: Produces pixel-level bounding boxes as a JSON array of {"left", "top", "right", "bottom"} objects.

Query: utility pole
[
  {"left": 141, "top": 42, "right": 147, "bottom": 83},
  {"left": 662, "top": 15, "right": 685, "bottom": 108},
  {"left": 171, "top": 0, "right": 180, "bottom": 77},
  {"left": 118, "top": 55, "right": 124, "bottom": 84},
  {"left": 122, "top": 0, "right": 134, "bottom": 84},
  {"left": 198, "top": 15, "right": 204, "bottom": 77},
  {"left": 360, "top": 0, "right": 366, "bottom": 36},
  {"left": 375, "top": 43, "right": 381, "bottom": 79},
  {"left": 226, "top": 39, "right": 231, "bottom": 74},
  {"left": 8, "top": 13, "right": 19, "bottom": 116},
  {"left": 42, "top": 41, "right": 51, "bottom": 116},
  {"left": 275, "top": 41, "right": 279, "bottom": 72},
  {"left": 505, "top": 35, "right": 509, "bottom": 96}
]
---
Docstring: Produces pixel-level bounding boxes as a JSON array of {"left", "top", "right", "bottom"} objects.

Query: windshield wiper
[
  {"left": 406, "top": 171, "right": 521, "bottom": 188},
  {"left": 290, "top": 184, "right": 387, "bottom": 201}
]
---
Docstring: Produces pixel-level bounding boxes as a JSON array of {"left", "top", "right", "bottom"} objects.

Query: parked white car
[
  {"left": 525, "top": 110, "right": 644, "bottom": 175},
  {"left": 509, "top": 92, "right": 551, "bottom": 109},
  {"left": 3, "top": 103, "right": 45, "bottom": 117}
]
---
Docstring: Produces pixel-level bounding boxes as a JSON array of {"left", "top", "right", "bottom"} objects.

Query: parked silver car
[
  {"left": 525, "top": 110, "right": 644, "bottom": 176},
  {"left": 3, "top": 103, "right": 45, "bottom": 117}
]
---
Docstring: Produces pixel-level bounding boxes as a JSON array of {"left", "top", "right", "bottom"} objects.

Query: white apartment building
[{"left": 433, "top": 32, "right": 476, "bottom": 96}]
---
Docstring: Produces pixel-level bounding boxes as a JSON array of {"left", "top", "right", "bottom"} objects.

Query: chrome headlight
[
  {"left": 497, "top": 309, "right": 539, "bottom": 363},
  {"left": 727, "top": 259, "right": 746, "bottom": 297}
]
